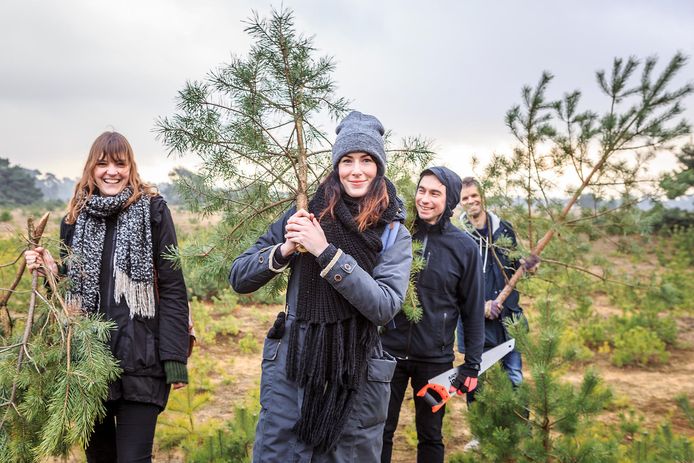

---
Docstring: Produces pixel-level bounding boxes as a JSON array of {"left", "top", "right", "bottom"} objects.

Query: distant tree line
[
  {"left": 0, "top": 158, "right": 45, "bottom": 205},
  {"left": 0, "top": 157, "right": 186, "bottom": 207}
]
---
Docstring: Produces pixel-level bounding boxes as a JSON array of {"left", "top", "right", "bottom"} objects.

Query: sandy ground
[{"left": 163, "top": 301, "right": 693, "bottom": 462}]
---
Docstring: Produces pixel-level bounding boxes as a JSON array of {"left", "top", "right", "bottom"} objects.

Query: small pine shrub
[
  {"left": 0, "top": 210, "right": 11, "bottom": 222},
  {"left": 215, "top": 315, "right": 241, "bottom": 337},
  {"left": 212, "top": 290, "right": 239, "bottom": 315},
  {"left": 561, "top": 327, "right": 594, "bottom": 362},
  {"left": 186, "top": 389, "right": 260, "bottom": 463},
  {"left": 613, "top": 407, "right": 694, "bottom": 461},
  {"left": 579, "top": 318, "right": 610, "bottom": 348},
  {"left": 238, "top": 334, "right": 259, "bottom": 354},
  {"left": 158, "top": 390, "right": 260, "bottom": 463},
  {"left": 612, "top": 326, "right": 669, "bottom": 367},
  {"left": 675, "top": 394, "right": 694, "bottom": 428},
  {"left": 623, "top": 423, "right": 693, "bottom": 462},
  {"left": 626, "top": 313, "right": 678, "bottom": 346}
]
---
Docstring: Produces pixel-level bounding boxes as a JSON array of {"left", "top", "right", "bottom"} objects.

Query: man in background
[{"left": 456, "top": 176, "right": 538, "bottom": 450}]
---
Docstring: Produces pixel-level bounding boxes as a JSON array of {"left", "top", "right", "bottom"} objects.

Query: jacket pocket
[
  {"left": 440, "top": 312, "right": 448, "bottom": 350},
  {"left": 259, "top": 336, "right": 283, "bottom": 410},
  {"left": 357, "top": 351, "right": 396, "bottom": 429},
  {"left": 262, "top": 336, "right": 281, "bottom": 361},
  {"left": 120, "top": 318, "right": 158, "bottom": 373}
]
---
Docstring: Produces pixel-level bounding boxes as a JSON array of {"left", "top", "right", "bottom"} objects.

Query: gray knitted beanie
[{"left": 332, "top": 111, "right": 386, "bottom": 175}]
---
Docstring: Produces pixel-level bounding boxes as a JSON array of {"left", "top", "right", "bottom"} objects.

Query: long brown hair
[
  {"left": 319, "top": 169, "right": 390, "bottom": 231},
  {"left": 65, "top": 131, "right": 157, "bottom": 224}
]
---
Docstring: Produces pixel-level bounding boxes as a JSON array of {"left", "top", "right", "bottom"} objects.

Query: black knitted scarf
[
  {"left": 66, "top": 187, "right": 155, "bottom": 318},
  {"left": 286, "top": 178, "right": 399, "bottom": 453}
]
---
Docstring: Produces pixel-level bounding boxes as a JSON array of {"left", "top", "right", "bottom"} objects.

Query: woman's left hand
[
  {"left": 172, "top": 382, "right": 187, "bottom": 390},
  {"left": 285, "top": 215, "right": 329, "bottom": 257}
]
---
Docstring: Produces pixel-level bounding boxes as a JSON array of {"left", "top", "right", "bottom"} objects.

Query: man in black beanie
[{"left": 380, "top": 166, "right": 485, "bottom": 463}]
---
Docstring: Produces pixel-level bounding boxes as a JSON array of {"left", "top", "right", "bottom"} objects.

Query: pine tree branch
[
  {"left": 612, "top": 142, "right": 660, "bottom": 151},
  {"left": 385, "top": 148, "right": 436, "bottom": 156},
  {"left": 61, "top": 325, "right": 73, "bottom": 428},
  {"left": 206, "top": 72, "right": 294, "bottom": 117},
  {"left": 495, "top": 89, "right": 685, "bottom": 307},
  {"left": 540, "top": 257, "right": 645, "bottom": 288},
  {"left": 201, "top": 100, "right": 291, "bottom": 158},
  {"left": 588, "top": 179, "right": 655, "bottom": 187},
  {"left": 227, "top": 197, "right": 294, "bottom": 240},
  {"left": 531, "top": 148, "right": 557, "bottom": 223},
  {"left": 174, "top": 168, "right": 295, "bottom": 218},
  {"left": 564, "top": 197, "right": 647, "bottom": 224},
  {"left": 301, "top": 118, "right": 335, "bottom": 148},
  {"left": 0, "top": 255, "right": 26, "bottom": 336},
  {"left": 165, "top": 127, "right": 297, "bottom": 193},
  {"left": 0, "top": 342, "right": 22, "bottom": 353}
]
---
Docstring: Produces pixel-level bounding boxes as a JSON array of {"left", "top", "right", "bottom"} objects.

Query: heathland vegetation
[{"left": 1, "top": 7, "right": 693, "bottom": 462}]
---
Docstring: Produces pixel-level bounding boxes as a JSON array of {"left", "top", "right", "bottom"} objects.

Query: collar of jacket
[{"left": 414, "top": 216, "right": 453, "bottom": 236}]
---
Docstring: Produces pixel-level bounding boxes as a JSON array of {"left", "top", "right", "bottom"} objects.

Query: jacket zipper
[
  {"left": 104, "top": 222, "right": 117, "bottom": 313},
  {"left": 404, "top": 322, "right": 413, "bottom": 360},
  {"left": 441, "top": 312, "right": 447, "bottom": 351}
]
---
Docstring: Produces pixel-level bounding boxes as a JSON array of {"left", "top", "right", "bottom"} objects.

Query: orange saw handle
[{"left": 416, "top": 383, "right": 451, "bottom": 413}]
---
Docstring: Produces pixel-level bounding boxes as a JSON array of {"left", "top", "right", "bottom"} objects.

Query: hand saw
[{"left": 416, "top": 339, "right": 515, "bottom": 412}]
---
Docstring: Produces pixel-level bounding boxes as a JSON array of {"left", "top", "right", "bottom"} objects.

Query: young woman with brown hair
[
  {"left": 25, "top": 131, "right": 189, "bottom": 462},
  {"left": 230, "top": 111, "right": 413, "bottom": 462}
]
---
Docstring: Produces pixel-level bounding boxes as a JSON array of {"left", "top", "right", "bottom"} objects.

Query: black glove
[
  {"left": 449, "top": 364, "right": 479, "bottom": 395},
  {"left": 267, "top": 311, "right": 286, "bottom": 339},
  {"left": 522, "top": 254, "right": 541, "bottom": 273}
]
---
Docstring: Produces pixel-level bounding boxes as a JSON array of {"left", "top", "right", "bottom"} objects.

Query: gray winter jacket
[{"left": 229, "top": 206, "right": 412, "bottom": 463}]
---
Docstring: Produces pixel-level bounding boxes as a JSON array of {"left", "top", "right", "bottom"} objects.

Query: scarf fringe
[
  {"left": 286, "top": 318, "right": 378, "bottom": 453},
  {"left": 114, "top": 269, "right": 155, "bottom": 318}
]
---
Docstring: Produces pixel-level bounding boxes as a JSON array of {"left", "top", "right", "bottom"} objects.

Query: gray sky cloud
[{"left": 1, "top": 0, "right": 692, "bottom": 186}]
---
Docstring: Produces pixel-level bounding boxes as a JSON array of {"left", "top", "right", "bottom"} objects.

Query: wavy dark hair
[{"left": 319, "top": 169, "right": 390, "bottom": 231}]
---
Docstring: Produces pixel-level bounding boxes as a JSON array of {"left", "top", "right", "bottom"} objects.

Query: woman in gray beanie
[{"left": 230, "top": 111, "right": 413, "bottom": 462}]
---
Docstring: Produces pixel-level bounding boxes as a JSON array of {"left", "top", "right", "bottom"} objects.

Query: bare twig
[
  {"left": 540, "top": 257, "right": 643, "bottom": 288},
  {"left": 564, "top": 197, "right": 648, "bottom": 224},
  {"left": 0, "top": 212, "right": 50, "bottom": 337},
  {"left": 0, "top": 213, "right": 49, "bottom": 428}
]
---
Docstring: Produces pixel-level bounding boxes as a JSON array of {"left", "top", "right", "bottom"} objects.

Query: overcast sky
[{"left": 1, "top": 0, "right": 693, "bottom": 186}]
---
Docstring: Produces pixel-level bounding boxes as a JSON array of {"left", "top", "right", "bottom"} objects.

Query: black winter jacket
[
  {"left": 381, "top": 167, "right": 485, "bottom": 366},
  {"left": 59, "top": 195, "right": 189, "bottom": 409}
]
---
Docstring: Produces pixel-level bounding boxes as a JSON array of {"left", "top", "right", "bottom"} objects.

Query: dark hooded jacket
[
  {"left": 460, "top": 210, "right": 526, "bottom": 348},
  {"left": 381, "top": 166, "right": 485, "bottom": 366}
]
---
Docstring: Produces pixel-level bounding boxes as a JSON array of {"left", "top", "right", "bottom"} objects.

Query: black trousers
[
  {"left": 381, "top": 359, "right": 453, "bottom": 463},
  {"left": 85, "top": 400, "right": 160, "bottom": 463}
]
